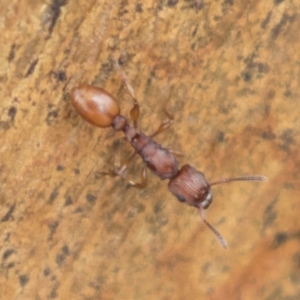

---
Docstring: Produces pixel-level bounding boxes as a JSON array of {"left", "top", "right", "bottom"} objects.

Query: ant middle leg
[
  {"left": 151, "top": 110, "right": 185, "bottom": 157},
  {"left": 97, "top": 150, "right": 137, "bottom": 178},
  {"left": 114, "top": 59, "right": 140, "bottom": 128},
  {"left": 97, "top": 154, "right": 147, "bottom": 189},
  {"left": 128, "top": 164, "right": 148, "bottom": 189},
  {"left": 150, "top": 110, "right": 174, "bottom": 138}
]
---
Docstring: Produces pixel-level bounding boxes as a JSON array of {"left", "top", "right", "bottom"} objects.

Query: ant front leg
[{"left": 114, "top": 59, "right": 140, "bottom": 128}]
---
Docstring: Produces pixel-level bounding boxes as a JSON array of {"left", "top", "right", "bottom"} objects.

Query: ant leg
[
  {"left": 169, "top": 149, "right": 185, "bottom": 157},
  {"left": 194, "top": 0, "right": 203, "bottom": 12},
  {"left": 114, "top": 59, "right": 140, "bottom": 128},
  {"left": 97, "top": 151, "right": 137, "bottom": 178},
  {"left": 128, "top": 165, "right": 147, "bottom": 189},
  {"left": 150, "top": 110, "right": 174, "bottom": 138},
  {"left": 151, "top": 111, "right": 185, "bottom": 157},
  {"left": 98, "top": 162, "right": 147, "bottom": 190}
]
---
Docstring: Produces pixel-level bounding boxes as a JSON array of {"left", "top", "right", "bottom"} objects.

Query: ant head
[
  {"left": 168, "top": 164, "right": 213, "bottom": 209},
  {"left": 169, "top": 164, "right": 266, "bottom": 248}
]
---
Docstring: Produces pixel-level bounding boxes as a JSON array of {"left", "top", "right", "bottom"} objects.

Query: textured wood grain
[{"left": 1, "top": 0, "right": 299, "bottom": 299}]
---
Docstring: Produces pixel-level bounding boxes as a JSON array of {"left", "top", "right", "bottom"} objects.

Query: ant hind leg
[{"left": 114, "top": 58, "right": 140, "bottom": 128}]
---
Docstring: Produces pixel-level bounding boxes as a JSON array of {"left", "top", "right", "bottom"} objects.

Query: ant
[{"left": 71, "top": 59, "right": 266, "bottom": 249}]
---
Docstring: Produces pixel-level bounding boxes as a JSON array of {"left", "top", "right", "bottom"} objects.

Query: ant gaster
[{"left": 71, "top": 60, "right": 266, "bottom": 249}]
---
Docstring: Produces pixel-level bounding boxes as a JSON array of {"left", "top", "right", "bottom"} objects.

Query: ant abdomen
[{"left": 71, "top": 84, "right": 120, "bottom": 128}]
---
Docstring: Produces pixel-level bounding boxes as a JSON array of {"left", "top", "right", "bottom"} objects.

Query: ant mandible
[{"left": 71, "top": 59, "right": 266, "bottom": 249}]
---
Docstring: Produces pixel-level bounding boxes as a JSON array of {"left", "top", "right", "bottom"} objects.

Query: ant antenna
[
  {"left": 199, "top": 207, "right": 228, "bottom": 249},
  {"left": 201, "top": 175, "right": 266, "bottom": 248},
  {"left": 210, "top": 175, "right": 267, "bottom": 186}
]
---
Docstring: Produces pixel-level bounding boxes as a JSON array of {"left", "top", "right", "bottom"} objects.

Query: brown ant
[{"left": 71, "top": 60, "right": 266, "bottom": 249}]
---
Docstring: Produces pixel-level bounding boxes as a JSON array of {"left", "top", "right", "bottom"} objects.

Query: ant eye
[
  {"left": 201, "top": 190, "right": 213, "bottom": 209},
  {"left": 175, "top": 194, "right": 186, "bottom": 203}
]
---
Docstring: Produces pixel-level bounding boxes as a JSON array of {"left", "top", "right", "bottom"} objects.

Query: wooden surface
[{"left": 1, "top": 0, "right": 299, "bottom": 299}]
